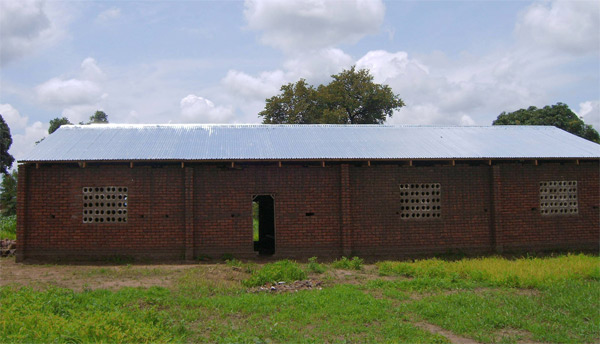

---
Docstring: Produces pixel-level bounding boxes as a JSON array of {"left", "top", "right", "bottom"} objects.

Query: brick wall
[{"left": 16, "top": 160, "right": 599, "bottom": 262}]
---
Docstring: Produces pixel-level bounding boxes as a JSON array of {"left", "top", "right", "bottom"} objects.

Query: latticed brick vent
[
  {"left": 82, "top": 187, "right": 128, "bottom": 223},
  {"left": 539, "top": 181, "right": 578, "bottom": 215},
  {"left": 399, "top": 183, "right": 441, "bottom": 219}
]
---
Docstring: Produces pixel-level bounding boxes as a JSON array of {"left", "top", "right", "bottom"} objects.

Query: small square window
[
  {"left": 82, "top": 186, "right": 128, "bottom": 223},
  {"left": 399, "top": 183, "right": 441, "bottom": 219},
  {"left": 539, "top": 181, "right": 577, "bottom": 216}
]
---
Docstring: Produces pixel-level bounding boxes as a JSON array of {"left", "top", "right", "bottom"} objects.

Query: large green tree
[
  {"left": 1, "top": 170, "right": 17, "bottom": 216},
  {"left": 493, "top": 103, "right": 600, "bottom": 143},
  {"left": 259, "top": 66, "right": 404, "bottom": 124},
  {"left": 48, "top": 117, "right": 72, "bottom": 134},
  {"left": 0, "top": 115, "right": 14, "bottom": 175}
]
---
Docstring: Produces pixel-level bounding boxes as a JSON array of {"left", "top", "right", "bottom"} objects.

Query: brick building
[{"left": 16, "top": 124, "right": 600, "bottom": 262}]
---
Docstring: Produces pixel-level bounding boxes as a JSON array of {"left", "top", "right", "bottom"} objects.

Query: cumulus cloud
[
  {"left": 222, "top": 70, "right": 287, "bottom": 101},
  {"left": 180, "top": 95, "right": 234, "bottom": 123},
  {"left": 0, "top": 104, "right": 47, "bottom": 161},
  {"left": 12, "top": 121, "right": 48, "bottom": 161},
  {"left": 515, "top": 0, "right": 599, "bottom": 55},
  {"left": 283, "top": 48, "right": 353, "bottom": 83},
  {"left": 35, "top": 58, "right": 107, "bottom": 123},
  {"left": 577, "top": 100, "right": 600, "bottom": 130},
  {"left": 36, "top": 78, "right": 103, "bottom": 106},
  {"left": 244, "top": 0, "right": 385, "bottom": 53},
  {"left": 0, "top": 0, "right": 65, "bottom": 66},
  {"left": 0, "top": 104, "right": 28, "bottom": 130},
  {"left": 356, "top": 49, "right": 544, "bottom": 126}
]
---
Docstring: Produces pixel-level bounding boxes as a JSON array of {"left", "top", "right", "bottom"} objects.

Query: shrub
[
  {"left": 332, "top": 256, "right": 363, "bottom": 270},
  {"left": 243, "top": 260, "right": 307, "bottom": 287},
  {"left": 307, "top": 257, "right": 326, "bottom": 274},
  {"left": 0, "top": 215, "right": 16, "bottom": 240}
]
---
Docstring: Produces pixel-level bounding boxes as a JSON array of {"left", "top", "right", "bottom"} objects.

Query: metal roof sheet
[{"left": 20, "top": 124, "right": 600, "bottom": 162}]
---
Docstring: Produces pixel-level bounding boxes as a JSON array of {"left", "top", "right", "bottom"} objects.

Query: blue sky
[{"left": 1, "top": 0, "right": 599, "bottom": 160}]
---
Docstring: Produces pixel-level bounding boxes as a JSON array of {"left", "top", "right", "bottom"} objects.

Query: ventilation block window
[
  {"left": 83, "top": 186, "right": 128, "bottom": 223},
  {"left": 399, "top": 183, "right": 441, "bottom": 219},
  {"left": 539, "top": 181, "right": 578, "bottom": 215}
]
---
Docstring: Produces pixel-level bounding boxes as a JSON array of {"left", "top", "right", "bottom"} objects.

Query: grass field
[{"left": 1, "top": 254, "right": 598, "bottom": 343}]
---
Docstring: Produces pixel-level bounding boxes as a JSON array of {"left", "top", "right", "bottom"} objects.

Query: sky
[{"left": 1, "top": 0, "right": 599, "bottom": 161}]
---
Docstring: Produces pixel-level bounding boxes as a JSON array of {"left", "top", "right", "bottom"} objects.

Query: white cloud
[
  {"left": 0, "top": 104, "right": 28, "bottom": 130},
  {"left": 0, "top": 0, "right": 66, "bottom": 66},
  {"left": 283, "top": 48, "right": 353, "bottom": 83},
  {"left": 35, "top": 78, "right": 103, "bottom": 106},
  {"left": 12, "top": 121, "right": 47, "bottom": 161},
  {"left": 222, "top": 69, "right": 287, "bottom": 101},
  {"left": 180, "top": 95, "right": 234, "bottom": 123},
  {"left": 244, "top": 0, "right": 385, "bottom": 53},
  {"left": 35, "top": 57, "right": 107, "bottom": 121},
  {"left": 96, "top": 7, "right": 121, "bottom": 22},
  {"left": 515, "top": 0, "right": 599, "bottom": 55},
  {"left": 578, "top": 100, "right": 600, "bottom": 130},
  {"left": 0, "top": 104, "right": 47, "bottom": 161}
]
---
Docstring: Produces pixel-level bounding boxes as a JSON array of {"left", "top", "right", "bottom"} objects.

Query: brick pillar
[
  {"left": 15, "top": 164, "right": 29, "bottom": 262},
  {"left": 184, "top": 167, "right": 194, "bottom": 260},
  {"left": 490, "top": 165, "right": 503, "bottom": 253},
  {"left": 340, "top": 164, "right": 352, "bottom": 256}
]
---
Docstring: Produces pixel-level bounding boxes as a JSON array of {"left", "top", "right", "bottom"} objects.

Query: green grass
[
  {"left": 0, "top": 215, "right": 16, "bottom": 240},
  {"left": 1, "top": 254, "right": 599, "bottom": 343},
  {"left": 331, "top": 256, "right": 364, "bottom": 270},
  {"left": 243, "top": 259, "right": 307, "bottom": 287},
  {"left": 377, "top": 253, "right": 600, "bottom": 288}
]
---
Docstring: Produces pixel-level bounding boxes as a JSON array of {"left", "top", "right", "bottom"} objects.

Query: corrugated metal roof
[{"left": 20, "top": 124, "right": 600, "bottom": 162}]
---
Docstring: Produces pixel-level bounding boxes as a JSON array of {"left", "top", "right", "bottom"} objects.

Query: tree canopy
[
  {"left": 493, "top": 103, "right": 599, "bottom": 143},
  {"left": 48, "top": 117, "right": 72, "bottom": 134},
  {"left": 259, "top": 66, "right": 404, "bottom": 124},
  {"left": 0, "top": 115, "right": 14, "bottom": 175},
  {"left": 1, "top": 170, "right": 17, "bottom": 216},
  {"left": 89, "top": 111, "right": 109, "bottom": 124}
]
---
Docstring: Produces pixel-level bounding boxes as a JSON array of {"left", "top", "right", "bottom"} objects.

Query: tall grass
[
  {"left": 377, "top": 254, "right": 600, "bottom": 288},
  {"left": 243, "top": 260, "right": 306, "bottom": 287},
  {"left": 0, "top": 215, "right": 16, "bottom": 240}
]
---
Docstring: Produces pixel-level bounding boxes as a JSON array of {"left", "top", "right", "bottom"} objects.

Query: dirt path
[{"left": 415, "top": 322, "right": 481, "bottom": 344}]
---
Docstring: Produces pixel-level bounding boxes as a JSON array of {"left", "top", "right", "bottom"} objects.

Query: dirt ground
[{"left": 0, "top": 257, "right": 203, "bottom": 291}]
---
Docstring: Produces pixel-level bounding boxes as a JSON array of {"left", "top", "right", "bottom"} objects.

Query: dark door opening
[{"left": 252, "top": 195, "right": 275, "bottom": 255}]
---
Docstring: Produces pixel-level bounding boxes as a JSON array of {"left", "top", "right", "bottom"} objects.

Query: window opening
[
  {"left": 539, "top": 181, "right": 578, "bottom": 215},
  {"left": 399, "top": 183, "right": 441, "bottom": 219},
  {"left": 83, "top": 186, "right": 128, "bottom": 223},
  {"left": 252, "top": 195, "right": 275, "bottom": 255}
]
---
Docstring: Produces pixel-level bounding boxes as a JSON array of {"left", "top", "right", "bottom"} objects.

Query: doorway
[{"left": 252, "top": 195, "right": 275, "bottom": 255}]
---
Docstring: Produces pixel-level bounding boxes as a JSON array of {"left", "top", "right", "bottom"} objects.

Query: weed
[
  {"left": 0, "top": 215, "right": 16, "bottom": 240},
  {"left": 307, "top": 256, "right": 326, "bottom": 274},
  {"left": 332, "top": 256, "right": 364, "bottom": 270},
  {"left": 243, "top": 260, "right": 307, "bottom": 287}
]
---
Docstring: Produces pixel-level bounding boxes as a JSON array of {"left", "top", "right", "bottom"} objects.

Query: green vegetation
[
  {"left": 0, "top": 214, "right": 16, "bottom": 239},
  {"left": 493, "top": 102, "right": 600, "bottom": 143},
  {"left": 332, "top": 256, "right": 364, "bottom": 270},
  {"left": 307, "top": 256, "right": 326, "bottom": 273},
  {"left": 1, "top": 254, "right": 598, "bottom": 343},
  {"left": 243, "top": 259, "right": 306, "bottom": 287}
]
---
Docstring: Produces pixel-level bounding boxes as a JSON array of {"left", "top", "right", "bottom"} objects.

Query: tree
[
  {"left": 0, "top": 170, "right": 17, "bottom": 216},
  {"left": 0, "top": 115, "right": 14, "bottom": 175},
  {"left": 260, "top": 79, "right": 322, "bottom": 124},
  {"left": 493, "top": 103, "right": 600, "bottom": 143},
  {"left": 48, "top": 117, "right": 72, "bottom": 134},
  {"left": 89, "top": 110, "right": 108, "bottom": 124},
  {"left": 259, "top": 66, "right": 404, "bottom": 124}
]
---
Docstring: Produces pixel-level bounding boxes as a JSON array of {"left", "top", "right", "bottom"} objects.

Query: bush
[
  {"left": 332, "top": 256, "right": 363, "bottom": 270},
  {"left": 243, "top": 260, "right": 307, "bottom": 287},
  {"left": 307, "top": 257, "right": 326, "bottom": 274},
  {"left": 0, "top": 215, "right": 16, "bottom": 240}
]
